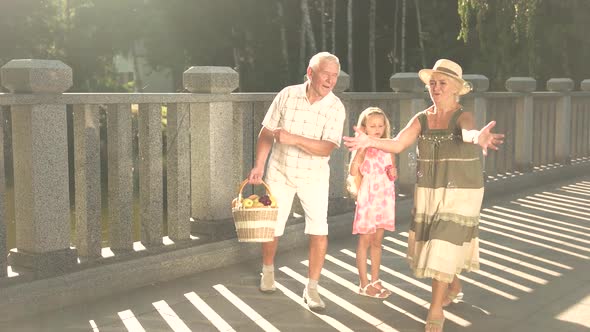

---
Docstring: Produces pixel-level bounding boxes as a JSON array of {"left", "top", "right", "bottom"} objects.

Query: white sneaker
[
  {"left": 303, "top": 287, "right": 326, "bottom": 311},
  {"left": 259, "top": 271, "right": 276, "bottom": 293}
]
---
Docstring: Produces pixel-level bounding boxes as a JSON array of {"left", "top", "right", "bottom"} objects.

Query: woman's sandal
[
  {"left": 358, "top": 282, "right": 390, "bottom": 299},
  {"left": 425, "top": 317, "right": 445, "bottom": 332},
  {"left": 443, "top": 289, "right": 463, "bottom": 307}
]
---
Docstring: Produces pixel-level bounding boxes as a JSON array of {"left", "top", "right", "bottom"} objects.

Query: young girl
[{"left": 348, "top": 107, "right": 397, "bottom": 299}]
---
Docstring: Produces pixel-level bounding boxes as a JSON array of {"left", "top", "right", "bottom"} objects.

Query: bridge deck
[{"left": 2, "top": 175, "right": 590, "bottom": 332}]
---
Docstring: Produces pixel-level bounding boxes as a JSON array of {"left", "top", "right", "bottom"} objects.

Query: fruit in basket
[
  {"left": 242, "top": 198, "right": 254, "bottom": 208},
  {"left": 253, "top": 201, "right": 265, "bottom": 208},
  {"left": 248, "top": 194, "right": 259, "bottom": 202},
  {"left": 269, "top": 195, "right": 277, "bottom": 208},
  {"left": 259, "top": 195, "right": 272, "bottom": 206}
]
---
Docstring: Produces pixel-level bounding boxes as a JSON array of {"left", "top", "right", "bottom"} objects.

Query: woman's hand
[
  {"left": 477, "top": 121, "right": 505, "bottom": 156},
  {"left": 343, "top": 126, "right": 372, "bottom": 151}
]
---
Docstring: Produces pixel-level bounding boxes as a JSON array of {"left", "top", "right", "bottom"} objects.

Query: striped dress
[{"left": 407, "top": 109, "right": 483, "bottom": 283}]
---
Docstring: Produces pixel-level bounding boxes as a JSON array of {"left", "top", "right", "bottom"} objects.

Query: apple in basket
[{"left": 242, "top": 198, "right": 254, "bottom": 208}]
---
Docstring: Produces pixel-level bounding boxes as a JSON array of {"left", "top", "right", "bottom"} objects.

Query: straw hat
[{"left": 418, "top": 59, "right": 472, "bottom": 95}]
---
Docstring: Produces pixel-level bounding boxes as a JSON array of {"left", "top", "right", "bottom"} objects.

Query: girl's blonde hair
[
  {"left": 355, "top": 107, "right": 392, "bottom": 139},
  {"left": 346, "top": 107, "right": 393, "bottom": 197}
]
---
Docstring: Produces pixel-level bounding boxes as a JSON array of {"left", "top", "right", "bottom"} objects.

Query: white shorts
[{"left": 266, "top": 180, "right": 329, "bottom": 236}]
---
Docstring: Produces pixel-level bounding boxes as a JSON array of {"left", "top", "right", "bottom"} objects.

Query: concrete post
[
  {"left": 462, "top": 75, "right": 489, "bottom": 171},
  {"left": 107, "top": 104, "right": 134, "bottom": 252},
  {"left": 0, "top": 59, "right": 76, "bottom": 277},
  {"left": 462, "top": 75, "right": 489, "bottom": 129},
  {"left": 166, "top": 103, "right": 191, "bottom": 241},
  {"left": 0, "top": 109, "right": 5, "bottom": 277},
  {"left": 184, "top": 67, "right": 238, "bottom": 221},
  {"left": 547, "top": 78, "right": 574, "bottom": 164},
  {"left": 329, "top": 71, "right": 350, "bottom": 207},
  {"left": 390, "top": 73, "right": 426, "bottom": 195},
  {"left": 506, "top": 77, "right": 536, "bottom": 172},
  {"left": 138, "top": 103, "right": 164, "bottom": 247},
  {"left": 73, "top": 104, "right": 102, "bottom": 260},
  {"left": 581, "top": 79, "right": 590, "bottom": 92}
]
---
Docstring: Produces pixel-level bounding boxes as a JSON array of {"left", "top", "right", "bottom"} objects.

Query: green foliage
[
  {"left": 457, "top": 0, "right": 590, "bottom": 89},
  {"left": 1, "top": 0, "right": 588, "bottom": 92}
]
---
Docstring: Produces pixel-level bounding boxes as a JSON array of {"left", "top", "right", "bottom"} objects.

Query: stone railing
[{"left": 0, "top": 59, "right": 589, "bottom": 287}]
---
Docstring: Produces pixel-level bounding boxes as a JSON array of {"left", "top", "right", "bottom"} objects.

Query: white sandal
[
  {"left": 370, "top": 279, "right": 392, "bottom": 297},
  {"left": 359, "top": 281, "right": 390, "bottom": 299}
]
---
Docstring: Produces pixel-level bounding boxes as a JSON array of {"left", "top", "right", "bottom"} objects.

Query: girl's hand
[
  {"left": 476, "top": 121, "right": 505, "bottom": 156},
  {"left": 385, "top": 165, "right": 397, "bottom": 181},
  {"left": 343, "top": 126, "right": 372, "bottom": 151}
]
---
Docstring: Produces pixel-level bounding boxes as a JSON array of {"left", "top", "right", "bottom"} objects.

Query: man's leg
[
  {"left": 260, "top": 238, "right": 279, "bottom": 293},
  {"left": 308, "top": 234, "right": 327, "bottom": 281},
  {"left": 298, "top": 181, "right": 329, "bottom": 311},
  {"left": 260, "top": 180, "right": 295, "bottom": 293}
]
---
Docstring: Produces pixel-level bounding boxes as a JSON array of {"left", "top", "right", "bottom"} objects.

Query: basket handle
[{"left": 237, "top": 179, "right": 273, "bottom": 200}]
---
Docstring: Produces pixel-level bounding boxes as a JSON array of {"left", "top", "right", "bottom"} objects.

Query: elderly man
[{"left": 248, "top": 52, "right": 346, "bottom": 311}]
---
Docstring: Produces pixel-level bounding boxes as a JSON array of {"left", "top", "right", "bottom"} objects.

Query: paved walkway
[{"left": 3, "top": 175, "right": 590, "bottom": 331}]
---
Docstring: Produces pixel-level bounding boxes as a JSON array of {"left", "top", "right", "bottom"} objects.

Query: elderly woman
[{"left": 344, "top": 59, "right": 504, "bottom": 332}]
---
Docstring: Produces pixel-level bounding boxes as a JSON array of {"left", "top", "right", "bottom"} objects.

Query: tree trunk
[
  {"left": 347, "top": 0, "right": 354, "bottom": 90},
  {"left": 392, "top": 0, "right": 399, "bottom": 74},
  {"left": 131, "top": 42, "right": 144, "bottom": 92},
  {"left": 300, "top": 15, "right": 307, "bottom": 77},
  {"left": 231, "top": 27, "right": 243, "bottom": 92},
  {"left": 414, "top": 0, "right": 426, "bottom": 68},
  {"left": 331, "top": 0, "right": 337, "bottom": 54},
  {"left": 301, "top": 0, "right": 317, "bottom": 55},
  {"left": 401, "top": 0, "right": 407, "bottom": 72},
  {"left": 369, "top": 0, "right": 376, "bottom": 91},
  {"left": 320, "top": 0, "right": 327, "bottom": 51},
  {"left": 277, "top": 1, "right": 290, "bottom": 84}
]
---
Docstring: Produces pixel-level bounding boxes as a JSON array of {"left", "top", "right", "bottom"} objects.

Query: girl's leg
[
  {"left": 356, "top": 234, "right": 371, "bottom": 288},
  {"left": 369, "top": 229, "right": 384, "bottom": 281},
  {"left": 426, "top": 279, "right": 447, "bottom": 332}
]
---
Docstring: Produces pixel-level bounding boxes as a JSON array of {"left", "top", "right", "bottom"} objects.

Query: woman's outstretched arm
[{"left": 344, "top": 114, "right": 421, "bottom": 153}]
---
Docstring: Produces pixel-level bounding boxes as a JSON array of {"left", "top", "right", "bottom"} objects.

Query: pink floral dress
[{"left": 353, "top": 148, "right": 396, "bottom": 234}]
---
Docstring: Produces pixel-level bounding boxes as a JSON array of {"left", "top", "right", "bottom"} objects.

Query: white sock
[
  {"left": 308, "top": 279, "right": 319, "bottom": 289},
  {"left": 262, "top": 264, "right": 274, "bottom": 273}
]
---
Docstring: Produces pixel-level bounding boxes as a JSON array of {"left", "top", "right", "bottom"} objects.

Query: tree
[
  {"left": 369, "top": 0, "right": 376, "bottom": 91},
  {"left": 347, "top": 0, "right": 354, "bottom": 90}
]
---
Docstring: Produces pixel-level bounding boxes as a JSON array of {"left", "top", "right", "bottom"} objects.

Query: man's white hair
[{"left": 308, "top": 52, "right": 340, "bottom": 74}]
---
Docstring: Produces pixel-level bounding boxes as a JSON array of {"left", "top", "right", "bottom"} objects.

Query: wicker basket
[{"left": 231, "top": 179, "right": 278, "bottom": 242}]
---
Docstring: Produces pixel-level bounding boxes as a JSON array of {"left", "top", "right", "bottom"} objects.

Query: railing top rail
[{"left": 2, "top": 90, "right": 590, "bottom": 106}]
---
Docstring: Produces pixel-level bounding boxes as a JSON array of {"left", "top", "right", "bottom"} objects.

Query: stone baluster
[
  {"left": 184, "top": 67, "right": 239, "bottom": 221},
  {"left": 462, "top": 75, "right": 489, "bottom": 170},
  {"left": 462, "top": 75, "right": 489, "bottom": 129},
  {"left": 0, "top": 109, "right": 5, "bottom": 277},
  {"left": 0, "top": 59, "right": 76, "bottom": 278},
  {"left": 581, "top": 80, "right": 590, "bottom": 157},
  {"left": 389, "top": 73, "right": 426, "bottom": 195},
  {"left": 547, "top": 78, "right": 574, "bottom": 164},
  {"left": 166, "top": 103, "right": 191, "bottom": 241},
  {"left": 107, "top": 105, "right": 133, "bottom": 252},
  {"left": 329, "top": 71, "right": 350, "bottom": 204},
  {"left": 73, "top": 104, "right": 101, "bottom": 260},
  {"left": 138, "top": 103, "right": 163, "bottom": 247},
  {"left": 506, "top": 77, "right": 537, "bottom": 172}
]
